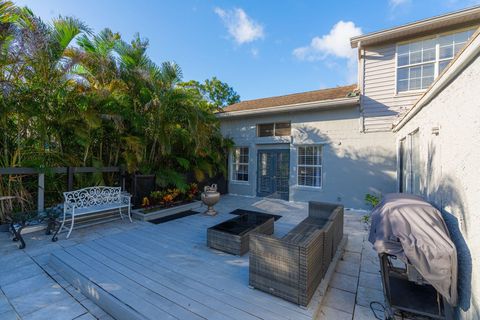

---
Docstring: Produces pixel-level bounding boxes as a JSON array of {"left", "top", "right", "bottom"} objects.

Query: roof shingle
[{"left": 222, "top": 84, "right": 358, "bottom": 113}]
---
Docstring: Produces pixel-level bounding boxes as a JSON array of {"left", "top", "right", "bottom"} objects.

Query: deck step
[{"left": 49, "top": 253, "right": 149, "bottom": 320}]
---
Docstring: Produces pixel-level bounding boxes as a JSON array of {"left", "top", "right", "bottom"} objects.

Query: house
[
  {"left": 219, "top": 8, "right": 480, "bottom": 318},
  {"left": 218, "top": 6, "right": 480, "bottom": 209},
  {"left": 392, "top": 27, "right": 480, "bottom": 320}
]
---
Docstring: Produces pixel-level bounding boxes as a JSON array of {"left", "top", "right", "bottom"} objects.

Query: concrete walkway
[
  {"left": 317, "top": 213, "right": 386, "bottom": 320},
  {"left": 0, "top": 195, "right": 390, "bottom": 320},
  {"left": 0, "top": 219, "right": 146, "bottom": 320}
]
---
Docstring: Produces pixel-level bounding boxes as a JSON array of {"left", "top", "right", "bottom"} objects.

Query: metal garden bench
[{"left": 52, "top": 186, "right": 132, "bottom": 241}]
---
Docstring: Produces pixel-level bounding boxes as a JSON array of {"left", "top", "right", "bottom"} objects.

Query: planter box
[{"left": 132, "top": 201, "right": 202, "bottom": 222}]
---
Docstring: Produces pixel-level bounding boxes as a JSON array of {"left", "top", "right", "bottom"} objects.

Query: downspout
[{"left": 357, "top": 41, "right": 366, "bottom": 133}]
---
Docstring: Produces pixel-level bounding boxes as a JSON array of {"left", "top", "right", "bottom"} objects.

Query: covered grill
[{"left": 368, "top": 193, "right": 457, "bottom": 319}]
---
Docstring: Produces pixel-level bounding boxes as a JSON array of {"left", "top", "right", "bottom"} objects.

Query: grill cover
[{"left": 368, "top": 193, "right": 458, "bottom": 306}]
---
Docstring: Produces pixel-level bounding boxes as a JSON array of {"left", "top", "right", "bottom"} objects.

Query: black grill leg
[{"left": 10, "top": 223, "right": 26, "bottom": 249}]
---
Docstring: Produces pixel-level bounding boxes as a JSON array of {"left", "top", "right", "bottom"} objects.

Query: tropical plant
[{"left": 0, "top": 1, "right": 237, "bottom": 222}]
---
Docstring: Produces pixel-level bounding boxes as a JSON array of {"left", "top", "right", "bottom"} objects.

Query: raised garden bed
[{"left": 132, "top": 200, "right": 202, "bottom": 222}]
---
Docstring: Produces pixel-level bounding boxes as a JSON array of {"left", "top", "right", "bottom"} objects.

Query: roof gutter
[
  {"left": 393, "top": 29, "right": 480, "bottom": 132},
  {"left": 351, "top": 5, "right": 480, "bottom": 48},
  {"left": 216, "top": 97, "right": 359, "bottom": 119}
]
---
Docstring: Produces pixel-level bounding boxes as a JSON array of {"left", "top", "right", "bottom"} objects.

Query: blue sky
[{"left": 14, "top": 0, "right": 480, "bottom": 100}]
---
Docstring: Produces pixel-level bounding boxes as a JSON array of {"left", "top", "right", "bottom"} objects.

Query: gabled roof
[
  {"left": 218, "top": 85, "right": 359, "bottom": 118},
  {"left": 351, "top": 5, "right": 480, "bottom": 48},
  {"left": 394, "top": 26, "right": 480, "bottom": 131}
]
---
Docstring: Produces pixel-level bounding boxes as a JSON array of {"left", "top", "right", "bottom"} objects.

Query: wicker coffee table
[{"left": 207, "top": 213, "right": 274, "bottom": 255}]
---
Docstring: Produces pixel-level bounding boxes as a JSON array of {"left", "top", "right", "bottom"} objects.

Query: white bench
[{"left": 53, "top": 186, "right": 132, "bottom": 240}]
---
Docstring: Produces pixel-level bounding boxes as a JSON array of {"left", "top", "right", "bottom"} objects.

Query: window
[
  {"left": 397, "top": 29, "right": 474, "bottom": 93},
  {"left": 274, "top": 122, "right": 291, "bottom": 136},
  {"left": 297, "top": 145, "right": 322, "bottom": 187},
  {"left": 397, "top": 38, "right": 435, "bottom": 92},
  {"left": 399, "top": 138, "right": 408, "bottom": 193},
  {"left": 438, "top": 30, "right": 474, "bottom": 73},
  {"left": 257, "top": 123, "right": 274, "bottom": 137},
  {"left": 232, "top": 147, "right": 249, "bottom": 182},
  {"left": 399, "top": 131, "right": 421, "bottom": 195},
  {"left": 410, "top": 131, "right": 421, "bottom": 195},
  {"left": 257, "top": 122, "right": 291, "bottom": 137}
]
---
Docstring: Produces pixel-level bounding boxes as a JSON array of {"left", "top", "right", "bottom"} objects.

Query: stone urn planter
[{"left": 201, "top": 184, "right": 220, "bottom": 216}]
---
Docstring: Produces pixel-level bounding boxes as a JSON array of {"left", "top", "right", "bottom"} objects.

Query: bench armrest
[
  {"left": 63, "top": 202, "right": 76, "bottom": 214},
  {"left": 120, "top": 193, "right": 131, "bottom": 205}
]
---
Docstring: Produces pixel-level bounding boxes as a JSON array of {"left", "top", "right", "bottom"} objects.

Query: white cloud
[
  {"left": 214, "top": 7, "right": 264, "bottom": 45},
  {"left": 293, "top": 21, "right": 362, "bottom": 84},
  {"left": 293, "top": 21, "right": 362, "bottom": 61},
  {"left": 389, "top": 0, "right": 411, "bottom": 8}
]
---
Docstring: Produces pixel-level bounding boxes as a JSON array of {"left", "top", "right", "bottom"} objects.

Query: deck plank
[
  {"left": 104, "top": 230, "right": 312, "bottom": 319},
  {"left": 50, "top": 208, "right": 318, "bottom": 320},
  {"left": 94, "top": 237, "right": 303, "bottom": 320},
  {"left": 51, "top": 250, "right": 180, "bottom": 320},
  {"left": 76, "top": 242, "right": 261, "bottom": 320}
]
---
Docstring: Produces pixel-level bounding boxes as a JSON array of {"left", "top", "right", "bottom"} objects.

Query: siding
[{"left": 362, "top": 44, "right": 424, "bottom": 132}]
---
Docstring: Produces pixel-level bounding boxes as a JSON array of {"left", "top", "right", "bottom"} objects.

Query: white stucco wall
[
  {"left": 220, "top": 106, "right": 397, "bottom": 209},
  {"left": 396, "top": 53, "right": 480, "bottom": 319}
]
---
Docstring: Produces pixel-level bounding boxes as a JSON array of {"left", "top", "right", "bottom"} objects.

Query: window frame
[
  {"left": 297, "top": 145, "right": 323, "bottom": 189},
  {"left": 395, "top": 28, "right": 475, "bottom": 94},
  {"left": 231, "top": 147, "right": 249, "bottom": 183},
  {"left": 256, "top": 122, "right": 291, "bottom": 137}
]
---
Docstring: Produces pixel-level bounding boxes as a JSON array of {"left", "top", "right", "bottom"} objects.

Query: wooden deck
[{"left": 49, "top": 199, "right": 328, "bottom": 320}]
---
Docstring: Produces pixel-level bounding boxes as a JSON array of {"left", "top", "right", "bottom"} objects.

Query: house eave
[
  {"left": 393, "top": 28, "right": 480, "bottom": 132},
  {"left": 216, "top": 97, "right": 360, "bottom": 119},
  {"left": 351, "top": 5, "right": 480, "bottom": 48}
]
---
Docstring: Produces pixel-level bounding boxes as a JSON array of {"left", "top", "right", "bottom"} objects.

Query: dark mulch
[{"left": 149, "top": 210, "right": 200, "bottom": 224}]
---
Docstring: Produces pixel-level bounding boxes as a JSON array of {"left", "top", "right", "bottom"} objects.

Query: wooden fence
[{"left": 0, "top": 166, "right": 124, "bottom": 212}]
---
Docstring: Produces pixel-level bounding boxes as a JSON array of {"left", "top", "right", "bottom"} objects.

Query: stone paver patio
[{"left": 0, "top": 195, "right": 389, "bottom": 320}]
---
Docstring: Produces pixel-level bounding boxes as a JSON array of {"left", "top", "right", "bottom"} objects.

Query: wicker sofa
[{"left": 249, "top": 201, "right": 344, "bottom": 306}]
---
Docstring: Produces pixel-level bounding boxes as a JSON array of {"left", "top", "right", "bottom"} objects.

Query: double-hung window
[
  {"left": 397, "top": 38, "right": 436, "bottom": 92},
  {"left": 297, "top": 145, "right": 322, "bottom": 188},
  {"left": 397, "top": 29, "right": 474, "bottom": 93},
  {"left": 438, "top": 30, "right": 473, "bottom": 73},
  {"left": 232, "top": 147, "right": 249, "bottom": 182}
]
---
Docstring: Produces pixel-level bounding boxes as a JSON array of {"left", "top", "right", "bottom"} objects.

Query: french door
[{"left": 257, "top": 150, "right": 290, "bottom": 200}]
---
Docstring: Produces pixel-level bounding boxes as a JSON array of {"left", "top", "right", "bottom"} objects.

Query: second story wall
[
  {"left": 362, "top": 43, "right": 424, "bottom": 132},
  {"left": 360, "top": 27, "right": 478, "bottom": 133}
]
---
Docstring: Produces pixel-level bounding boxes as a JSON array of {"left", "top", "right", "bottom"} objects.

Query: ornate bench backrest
[{"left": 63, "top": 186, "right": 122, "bottom": 209}]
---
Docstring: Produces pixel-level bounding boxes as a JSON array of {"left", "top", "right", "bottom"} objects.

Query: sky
[{"left": 14, "top": 0, "right": 480, "bottom": 101}]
